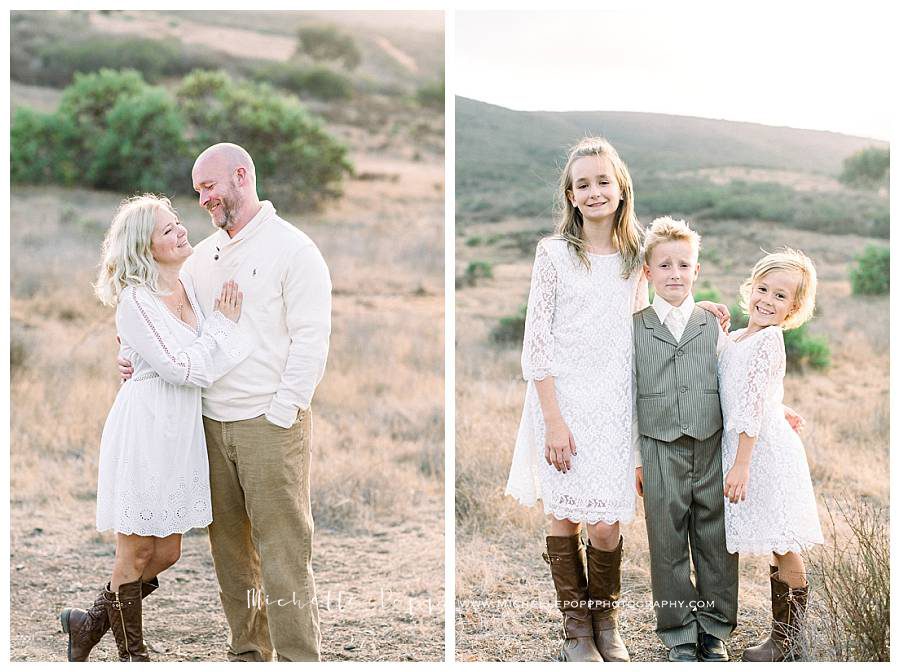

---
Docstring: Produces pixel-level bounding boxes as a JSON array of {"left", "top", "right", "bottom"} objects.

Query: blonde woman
[
  {"left": 718, "top": 249, "right": 824, "bottom": 661},
  {"left": 59, "top": 194, "right": 249, "bottom": 661}
]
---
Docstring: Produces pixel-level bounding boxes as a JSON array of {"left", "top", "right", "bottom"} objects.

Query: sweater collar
[{"left": 215, "top": 201, "right": 275, "bottom": 247}]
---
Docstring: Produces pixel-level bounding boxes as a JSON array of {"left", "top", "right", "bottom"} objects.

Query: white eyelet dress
[
  {"left": 718, "top": 326, "right": 824, "bottom": 555},
  {"left": 95, "top": 273, "right": 250, "bottom": 537},
  {"left": 505, "top": 238, "right": 648, "bottom": 524}
]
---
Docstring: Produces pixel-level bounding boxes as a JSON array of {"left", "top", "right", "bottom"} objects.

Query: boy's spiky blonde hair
[{"left": 643, "top": 216, "right": 701, "bottom": 265}]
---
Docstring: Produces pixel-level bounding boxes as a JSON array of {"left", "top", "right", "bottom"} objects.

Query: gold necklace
[{"left": 163, "top": 282, "right": 186, "bottom": 319}]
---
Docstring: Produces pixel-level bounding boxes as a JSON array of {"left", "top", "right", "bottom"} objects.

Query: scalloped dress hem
[
  {"left": 726, "top": 538, "right": 824, "bottom": 556},
  {"left": 505, "top": 489, "right": 636, "bottom": 526},
  {"left": 96, "top": 516, "right": 213, "bottom": 538}
]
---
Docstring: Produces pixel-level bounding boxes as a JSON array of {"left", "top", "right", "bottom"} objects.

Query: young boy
[{"left": 632, "top": 216, "right": 738, "bottom": 662}]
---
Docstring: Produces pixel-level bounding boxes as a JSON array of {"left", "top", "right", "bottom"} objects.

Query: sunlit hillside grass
[{"left": 10, "top": 159, "right": 445, "bottom": 662}]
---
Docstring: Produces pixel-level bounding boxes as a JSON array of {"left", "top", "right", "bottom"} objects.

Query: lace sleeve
[
  {"left": 521, "top": 241, "right": 558, "bottom": 381},
  {"left": 632, "top": 272, "right": 650, "bottom": 314},
  {"left": 117, "top": 286, "right": 250, "bottom": 388},
  {"left": 726, "top": 327, "right": 783, "bottom": 437}
]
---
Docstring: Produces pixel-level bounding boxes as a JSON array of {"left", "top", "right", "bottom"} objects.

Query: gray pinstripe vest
[{"left": 633, "top": 306, "right": 723, "bottom": 443}]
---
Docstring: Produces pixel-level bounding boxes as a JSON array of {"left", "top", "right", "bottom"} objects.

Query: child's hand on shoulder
[
  {"left": 724, "top": 462, "right": 750, "bottom": 503},
  {"left": 696, "top": 300, "right": 731, "bottom": 332}
]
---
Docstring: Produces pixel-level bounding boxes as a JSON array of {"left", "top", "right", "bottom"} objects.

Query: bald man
[{"left": 120, "top": 143, "right": 331, "bottom": 661}]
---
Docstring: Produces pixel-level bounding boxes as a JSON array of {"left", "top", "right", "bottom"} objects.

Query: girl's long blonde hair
[
  {"left": 94, "top": 194, "right": 175, "bottom": 307},
  {"left": 555, "top": 137, "right": 642, "bottom": 278}
]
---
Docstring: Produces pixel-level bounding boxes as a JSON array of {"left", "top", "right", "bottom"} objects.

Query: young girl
[
  {"left": 718, "top": 249, "right": 824, "bottom": 662},
  {"left": 505, "top": 136, "right": 643, "bottom": 661}
]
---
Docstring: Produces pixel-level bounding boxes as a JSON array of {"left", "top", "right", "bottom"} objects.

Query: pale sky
[{"left": 455, "top": 9, "right": 893, "bottom": 141}]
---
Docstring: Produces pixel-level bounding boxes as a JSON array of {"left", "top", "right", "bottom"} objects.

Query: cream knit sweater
[{"left": 183, "top": 201, "right": 332, "bottom": 427}]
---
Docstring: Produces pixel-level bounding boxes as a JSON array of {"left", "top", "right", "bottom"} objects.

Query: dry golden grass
[
  {"left": 10, "top": 150, "right": 444, "bottom": 660},
  {"left": 455, "top": 216, "right": 888, "bottom": 661}
]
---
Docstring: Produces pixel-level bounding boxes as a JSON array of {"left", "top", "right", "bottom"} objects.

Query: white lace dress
[
  {"left": 718, "top": 325, "right": 824, "bottom": 555},
  {"left": 96, "top": 274, "right": 250, "bottom": 537},
  {"left": 506, "top": 237, "right": 648, "bottom": 524}
]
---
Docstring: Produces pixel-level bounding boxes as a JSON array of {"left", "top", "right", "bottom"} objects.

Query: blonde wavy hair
[
  {"left": 739, "top": 248, "right": 817, "bottom": 330},
  {"left": 94, "top": 194, "right": 176, "bottom": 307},
  {"left": 555, "top": 136, "right": 642, "bottom": 278},
  {"left": 643, "top": 216, "right": 701, "bottom": 265}
]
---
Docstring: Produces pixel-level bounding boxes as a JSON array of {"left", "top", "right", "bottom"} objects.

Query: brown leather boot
[
  {"left": 586, "top": 536, "right": 630, "bottom": 662},
  {"left": 61, "top": 578, "right": 159, "bottom": 662},
  {"left": 543, "top": 535, "right": 604, "bottom": 662},
  {"left": 742, "top": 568, "right": 809, "bottom": 662},
  {"left": 105, "top": 578, "right": 151, "bottom": 661}
]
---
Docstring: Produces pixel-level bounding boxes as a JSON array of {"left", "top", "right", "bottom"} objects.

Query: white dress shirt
[
  {"left": 653, "top": 294, "right": 694, "bottom": 342},
  {"left": 183, "top": 201, "right": 332, "bottom": 428}
]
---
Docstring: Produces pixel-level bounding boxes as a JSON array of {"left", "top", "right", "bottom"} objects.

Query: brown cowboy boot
[
  {"left": 106, "top": 578, "right": 151, "bottom": 661},
  {"left": 742, "top": 568, "right": 809, "bottom": 662},
  {"left": 543, "top": 535, "right": 604, "bottom": 662},
  {"left": 61, "top": 578, "right": 159, "bottom": 662},
  {"left": 586, "top": 536, "right": 630, "bottom": 662}
]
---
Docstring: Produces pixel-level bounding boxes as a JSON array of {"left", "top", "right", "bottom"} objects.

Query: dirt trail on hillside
[{"left": 88, "top": 11, "right": 296, "bottom": 61}]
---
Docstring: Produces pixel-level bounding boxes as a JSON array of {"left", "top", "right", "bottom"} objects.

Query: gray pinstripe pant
[{"left": 641, "top": 430, "right": 738, "bottom": 647}]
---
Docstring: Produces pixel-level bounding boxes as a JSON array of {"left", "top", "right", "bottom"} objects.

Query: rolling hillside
[{"left": 456, "top": 97, "right": 888, "bottom": 234}]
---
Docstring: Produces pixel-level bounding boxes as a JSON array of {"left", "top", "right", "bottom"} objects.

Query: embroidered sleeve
[
  {"left": 726, "top": 328, "right": 784, "bottom": 438},
  {"left": 521, "top": 241, "right": 558, "bottom": 381},
  {"left": 117, "top": 286, "right": 250, "bottom": 388}
]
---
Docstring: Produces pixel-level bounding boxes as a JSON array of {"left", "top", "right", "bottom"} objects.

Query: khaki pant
[{"left": 203, "top": 411, "right": 320, "bottom": 662}]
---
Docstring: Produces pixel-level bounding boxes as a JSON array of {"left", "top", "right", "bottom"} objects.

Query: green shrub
[
  {"left": 252, "top": 63, "right": 353, "bottom": 101},
  {"left": 465, "top": 236, "right": 482, "bottom": 247},
  {"left": 36, "top": 36, "right": 220, "bottom": 87},
  {"left": 728, "top": 303, "right": 829, "bottom": 370},
  {"left": 784, "top": 326, "right": 831, "bottom": 369},
  {"left": 295, "top": 25, "right": 361, "bottom": 70},
  {"left": 464, "top": 260, "right": 493, "bottom": 285},
  {"left": 839, "top": 146, "right": 889, "bottom": 189},
  {"left": 633, "top": 177, "right": 888, "bottom": 239},
  {"left": 58, "top": 69, "right": 148, "bottom": 142},
  {"left": 707, "top": 181, "right": 797, "bottom": 221},
  {"left": 10, "top": 10, "right": 93, "bottom": 85},
  {"left": 850, "top": 245, "right": 889, "bottom": 295},
  {"left": 177, "top": 70, "right": 352, "bottom": 209},
  {"left": 89, "top": 90, "right": 192, "bottom": 194},
  {"left": 693, "top": 283, "right": 721, "bottom": 303},
  {"left": 416, "top": 73, "right": 444, "bottom": 110},
  {"left": 10, "top": 108, "right": 79, "bottom": 185},
  {"left": 11, "top": 65, "right": 351, "bottom": 209},
  {"left": 634, "top": 177, "right": 719, "bottom": 217},
  {"left": 491, "top": 304, "right": 528, "bottom": 344},
  {"left": 12, "top": 69, "right": 193, "bottom": 195},
  {"left": 729, "top": 303, "right": 748, "bottom": 330}
]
